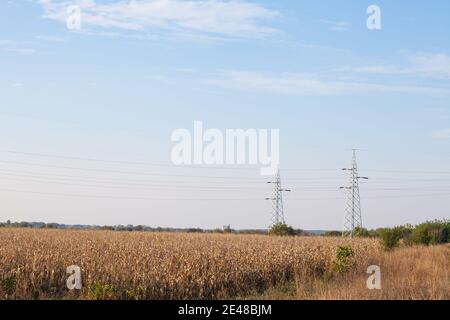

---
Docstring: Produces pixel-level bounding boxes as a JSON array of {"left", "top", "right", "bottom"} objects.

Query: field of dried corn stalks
[{"left": 0, "top": 228, "right": 386, "bottom": 300}]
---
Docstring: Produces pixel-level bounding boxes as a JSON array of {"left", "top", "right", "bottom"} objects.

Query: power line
[
  {"left": 5, "top": 149, "right": 450, "bottom": 174},
  {"left": 0, "top": 169, "right": 268, "bottom": 185},
  {"left": 0, "top": 175, "right": 271, "bottom": 192},
  {"left": 0, "top": 171, "right": 268, "bottom": 188},
  {"left": 2, "top": 149, "right": 450, "bottom": 220},
  {"left": 0, "top": 188, "right": 265, "bottom": 201},
  {"left": 0, "top": 173, "right": 297, "bottom": 190},
  {"left": 2, "top": 168, "right": 450, "bottom": 186},
  {"left": 0, "top": 149, "right": 261, "bottom": 170},
  {"left": 362, "top": 169, "right": 450, "bottom": 174},
  {"left": 4, "top": 173, "right": 450, "bottom": 193},
  {"left": 1, "top": 187, "right": 448, "bottom": 202},
  {"left": 0, "top": 160, "right": 266, "bottom": 180}
]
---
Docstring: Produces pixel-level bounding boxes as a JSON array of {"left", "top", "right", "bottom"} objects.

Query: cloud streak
[
  {"left": 353, "top": 53, "right": 450, "bottom": 79},
  {"left": 38, "top": 0, "right": 278, "bottom": 39},
  {"left": 4, "top": 48, "right": 37, "bottom": 55},
  {"left": 320, "top": 19, "right": 351, "bottom": 32},
  {"left": 204, "top": 70, "right": 449, "bottom": 96}
]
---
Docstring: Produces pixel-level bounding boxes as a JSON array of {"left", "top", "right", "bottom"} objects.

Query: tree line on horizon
[{"left": 1, "top": 219, "right": 449, "bottom": 249}]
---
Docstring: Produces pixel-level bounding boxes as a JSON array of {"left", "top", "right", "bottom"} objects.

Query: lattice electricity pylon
[
  {"left": 265, "top": 169, "right": 291, "bottom": 227},
  {"left": 340, "top": 150, "right": 368, "bottom": 237}
]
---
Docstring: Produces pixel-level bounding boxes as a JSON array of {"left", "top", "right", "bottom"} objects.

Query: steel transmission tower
[
  {"left": 340, "top": 150, "right": 368, "bottom": 237},
  {"left": 265, "top": 170, "right": 291, "bottom": 226}
]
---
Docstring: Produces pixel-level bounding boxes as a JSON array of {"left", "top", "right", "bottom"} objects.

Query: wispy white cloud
[
  {"left": 353, "top": 53, "right": 450, "bottom": 79},
  {"left": 38, "top": 0, "right": 278, "bottom": 39},
  {"left": 430, "top": 128, "right": 450, "bottom": 139},
  {"left": 0, "top": 39, "right": 37, "bottom": 55},
  {"left": 35, "top": 35, "right": 66, "bottom": 42},
  {"left": 3, "top": 48, "right": 37, "bottom": 55},
  {"left": 204, "top": 70, "right": 449, "bottom": 96},
  {"left": 0, "top": 40, "right": 15, "bottom": 46},
  {"left": 408, "top": 53, "right": 450, "bottom": 78},
  {"left": 144, "top": 74, "right": 174, "bottom": 84},
  {"left": 320, "top": 19, "right": 351, "bottom": 32}
]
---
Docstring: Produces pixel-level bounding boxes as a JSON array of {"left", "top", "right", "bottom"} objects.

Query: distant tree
[
  {"left": 412, "top": 220, "right": 449, "bottom": 245},
  {"left": 323, "top": 231, "right": 342, "bottom": 237},
  {"left": 395, "top": 225, "right": 414, "bottom": 246},
  {"left": 186, "top": 228, "right": 203, "bottom": 233},
  {"left": 379, "top": 227, "right": 403, "bottom": 251},
  {"left": 223, "top": 225, "right": 233, "bottom": 233},
  {"left": 268, "top": 223, "right": 296, "bottom": 236},
  {"left": 293, "top": 229, "right": 307, "bottom": 236},
  {"left": 19, "top": 221, "right": 30, "bottom": 228},
  {"left": 115, "top": 225, "right": 125, "bottom": 231}
]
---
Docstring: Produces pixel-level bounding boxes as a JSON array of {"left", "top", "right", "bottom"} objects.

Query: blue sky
[{"left": 0, "top": 0, "right": 449, "bottom": 230}]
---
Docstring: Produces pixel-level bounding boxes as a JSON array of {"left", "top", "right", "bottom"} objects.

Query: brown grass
[
  {"left": 0, "top": 228, "right": 447, "bottom": 300},
  {"left": 251, "top": 244, "right": 449, "bottom": 300},
  {"left": 0, "top": 228, "right": 379, "bottom": 300}
]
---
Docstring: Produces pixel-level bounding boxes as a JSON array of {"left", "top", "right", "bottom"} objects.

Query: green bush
[
  {"left": 1, "top": 276, "right": 16, "bottom": 296},
  {"left": 412, "top": 224, "right": 431, "bottom": 245},
  {"left": 379, "top": 227, "right": 403, "bottom": 250},
  {"left": 88, "top": 282, "right": 116, "bottom": 300},
  {"left": 378, "top": 221, "right": 449, "bottom": 249},
  {"left": 412, "top": 220, "right": 449, "bottom": 245},
  {"left": 268, "top": 223, "right": 296, "bottom": 236},
  {"left": 396, "top": 225, "right": 414, "bottom": 246},
  {"left": 332, "top": 246, "right": 354, "bottom": 274},
  {"left": 353, "top": 227, "right": 371, "bottom": 237}
]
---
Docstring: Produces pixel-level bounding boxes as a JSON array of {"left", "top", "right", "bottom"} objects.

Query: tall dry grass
[
  {"left": 0, "top": 228, "right": 380, "bottom": 300},
  {"left": 293, "top": 244, "right": 450, "bottom": 300}
]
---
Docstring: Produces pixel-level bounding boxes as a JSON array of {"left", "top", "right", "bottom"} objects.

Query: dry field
[
  {"left": 299, "top": 244, "right": 450, "bottom": 300},
  {"left": 253, "top": 244, "right": 450, "bottom": 300},
  {"left": 0, "top": 228, "right": 448, "bottom": 300}
]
